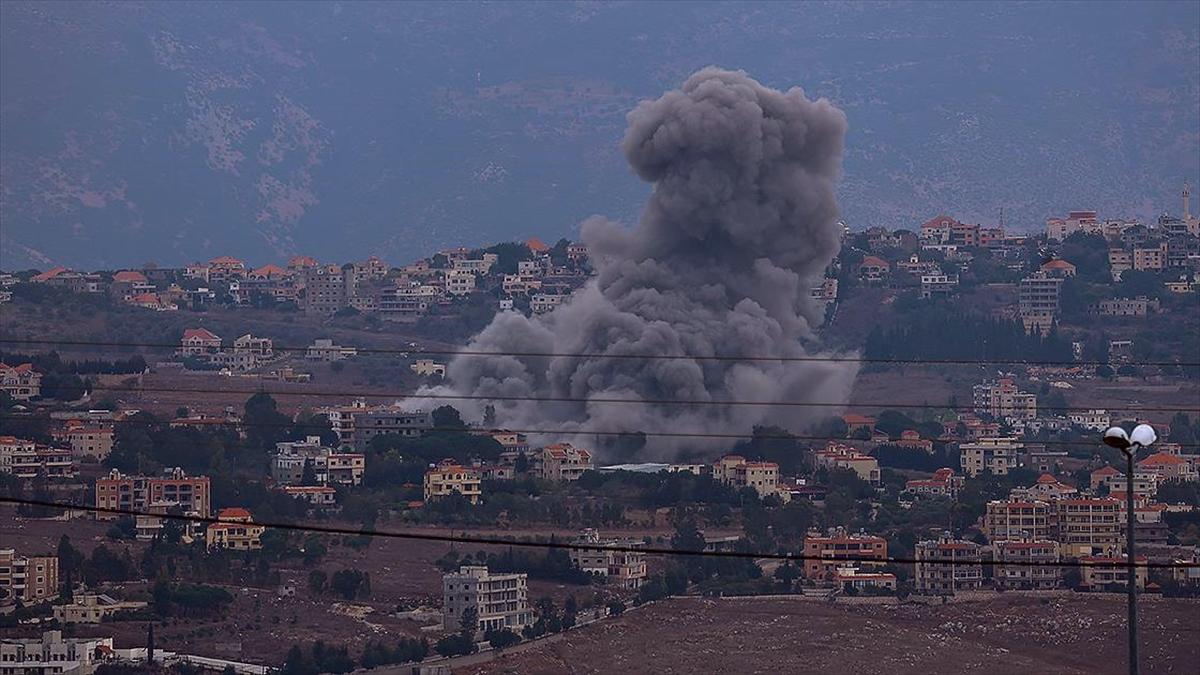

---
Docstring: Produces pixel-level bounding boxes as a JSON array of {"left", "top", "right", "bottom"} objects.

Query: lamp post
[{"left": 1102, "top": 424, "right": 1156, "bottom": 675}]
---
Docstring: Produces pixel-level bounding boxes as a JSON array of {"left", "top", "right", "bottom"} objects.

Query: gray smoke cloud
[{"left": 424, "top": 67, "right": 858, "bottom": 459}]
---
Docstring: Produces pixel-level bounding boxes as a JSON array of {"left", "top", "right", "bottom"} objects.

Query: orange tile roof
[
  {"left": 252, "top": 264, "right": 287, "bottom": 277},
  {"left": 218, "top": 507, "right": 252, "bottom": 519},
  {"left": 113, "top": 270, "right": 148, "bottom": 283},
  {"left": 921, "top": 215, "right": 959, "bottom": 230},
  {"left": 526, "top": 237, "right": 549, "bottom": 252},
  {"left": 1138, "top": 452, "right": 1187, "bottom": 466},
  {"left": 1041, "top": 259, "right": 1076, "bottom": 270},
  {"left": 209, "top": 256, "right": 244, "bottom": 265},
  {"left": 31, "top": 266, "right": 70, "bottom": 282},
  {"left": 182, "top": 327, "right": 221, "bottom": 341},
  {"left": 1091, "top": 466, "right": 1121, "bottom": 477},
  {"left": 860, "top": 255, "right": 890, "bottom": 268},
  {"left": 0, "top": 362, "right": 36, "bottom": 374}
]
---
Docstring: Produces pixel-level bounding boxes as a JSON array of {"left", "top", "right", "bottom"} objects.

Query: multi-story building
[
  {"left": 569, "top": 529, "right": 648, "bottom": 589},
  {"left": 52, "top": 421, "right": 114, "bottom": 459},
  {"left": 314, "top": 399, "right": 369, "bottom": 444},
  {"left": 272, "top": 437, "right": 365, "bottom": 486},
  {"left": 444, "top": 269, "right": 477, "bottom": 296},
  {"left": 301, "top": 264, "right": 354, "bottom": 316},
  {"left": 424, "top": 461, "right": 482, "bottom": 505},
  {"left": 411, "top": 359, "right": 447, "bottom": 377},
  {"left": 207, "top": 256, "right": 247, "bottom": 288},
  {"left": 177, "top": 327, "right": 222, "bottom": 356},
  {"left": 282, "top": 485, "right": 338, "bottom": 507},
  {"left": 813, "top": 443, "right": 881, "bottom": 485},
  {"left": 959, "top": 437, "right": 1023, "bottom": 477},
  {"left": 904, "top": 468, "right": 965, "bottom": 499},
  {"left": 1108, "top": 249, "right": 1133, "bottom": 281},
  {"left": 0, "top": 438, "right": 76, "bottom": 478},
  {"left": 0, "top": 631, "right": 113, "bottom": 675},
  {"left": 1067, "top": 409, "right": 1111, "bottom": 432},
  {"left": 539, "top": 443, "right": 594, "bottom": 481},
  {"left": 351, "top": 408, "right": 433, "bottom": 451},
  {"left": 0, "top": 362, "right": 42, "bottom": 400},
  {"left": 914, "top": 534, "right": 982, "bottom": 595},
  {"left": 94, "top": 467, "right": 211, "bottom": 520},
  {"left": 530, "top": 293, "right": 567, "bottom": 313},
  {"left": 206, "top": 508, "right": 265, "bottom": 551},
  {"left": 442, "top": 566, "right": 533, "bottom": 636},
  {"left": 1046, "top": 210, "right": 1099, "bottom": 241},
  {"left": 1136, "top": 452, "right": 1199, "bottom": 483},
  {"left": 1090, "top": 466, "right": 1159, "bottom": 497},
  {"left": 1019, "top": 272, "right": 1062, "bottom": 335},
  {"left": 1079, "top": 555, "right": 1147, "bottom": 591},
  {"left": 232, "top": 333, "right": 274, "bottom": 358},
  {"left": 1133, "top": 243, "right": 1167, "bottom": 271},
  {"left": 801, "top": 528, "right": 888, "bottom": 579},
  {"left": 53, "top": 593, "right": 148, "bottom": 624},
  {"left": 712, "top": 455, "right": 784, "bottom": 497},
  {"left": 857, "top": 255, "right": 891, "bottom": 282},
  {"left": 920, "top": 273, "right": 959, "bottom": 299},
  {"left": 1056, "top": 498, "right": 1122, "bottom": 557},
  {"left": 305, "top": 338, "right": 358, "bottom": 362},
  {"left": 983, "top": 499, "right": 1054, "bottom": 541},
  {"left": 993, "top": 537, "right": 1062, "bottom": 590},
  {"left": 1039, "top": 258, "right": 1076, "bottom": 278},
  {"left": 1092, "top": 297, "right": 1159, "bottom": 317},
  {"left": 972, "top": 378, "right": 1037, "bottom": 420},
  {"left": 0, "top": 549, "right": 58, "bottom": 605}
]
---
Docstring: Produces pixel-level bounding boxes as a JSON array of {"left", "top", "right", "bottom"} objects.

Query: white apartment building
[
  {"left": 0, "top": 631, "right": 113, "bottom": 675},
  {"left": 445, "top": 269, "right": 476, "bottom": 295},
  {"left": 568, "top": 529, "right": 648, "bottom": 589},
  {"left": 959, "top": 437, "right": 1023, "bottom": 477},
  {"left": 443, "top": 566, "right": 533, "bottom": 637}
]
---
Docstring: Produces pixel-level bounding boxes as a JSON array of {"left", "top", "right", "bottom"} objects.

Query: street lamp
[{"left": 1102, "top": 423, "right": 1156, "bottom": 675}]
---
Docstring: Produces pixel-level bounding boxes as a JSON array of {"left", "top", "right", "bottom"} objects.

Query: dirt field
[{"left": 468, "top": 595, "right": 1200, "bottom": 675}]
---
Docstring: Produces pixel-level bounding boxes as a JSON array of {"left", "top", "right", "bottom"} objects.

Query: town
[{"left": 2, "top": 186, "right": 1199, "bottom": 673}]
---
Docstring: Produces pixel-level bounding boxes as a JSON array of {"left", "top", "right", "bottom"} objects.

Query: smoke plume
[{"left": 428, "top": 67, "right": 857, "bottom": 459}]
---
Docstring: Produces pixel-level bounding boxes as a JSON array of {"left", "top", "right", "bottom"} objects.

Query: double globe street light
[{"left": 1101, "top": 423, "right": 1157, "bottom": 675}]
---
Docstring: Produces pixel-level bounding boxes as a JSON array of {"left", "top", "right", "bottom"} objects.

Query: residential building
[
  {"left": 1019, "top": 272, "right": 1062, "bottom": 335},
  {"left": 206, "top": 508, "right": 265, "bottom": 551},
  {"left": 351, "top": 408, "right": 433, "bottom": 451},
  {"left": 893, "top": 429, "right": 934, "bottom": 453},
  {"left": 177, "top": 327, "right": 222, "bottom": 356},
  {"left": 920, "top": 273, "right": 959, "bottom": 299},
  {"left": 282, "top": 485, "right": 338, "bottom": 507},
  {"left": 207, "top": 256, "right": 247, "bottom": 287},
  {"left": 904, "top": 468, "right": 964, "bottom": 499},
  {"left": 232, "top": 333, "right": 273, "bottom": 358},
  {"left": 959, "top": 437, "right": 1022, "bottom": 477},
  {"left": 530, "top": 293, "right": 567, "bottom": 313},
  {"left": 842, "top": 414, "right": 876, "bottom": 435},
  {"left": 801, "top": 528, "right": 888, "bottom": 579},
  {"left": 0, "top": 549, "right": 58, "bottom": 605},
  {"left": 444, "top": 269, "right": 476, "bottom": 295},
  {"left": 0, "top": 362, "right": 42, "bottom": 400},
  {"left": 301, "top": 264, "right": 353, "bottom": 316},
  {"left": 1108, "top": 249, "right": 1133, "bottom": 281},
  {"left": 1046, "top": 210, "right": 1099, "bottom": 241},
  {"left": 442, "top": 566, "right": 533, "bottom": 636},
  {"left": 272, "top": 437, "right": 365, "bottom": 486},
  {"left": 1067, "top": 409, "right": 1111, "bottom": 432},
  {"left": 857, "top": 255, "right": 890, "bottom": 282},
  {"left": 1136, "top": 452, "right": 1199, "bottom": 483},
  {"left": 53, "top": 593, "right": 148, "bottom": 624},
  {"left": 94, "top": 467, "right": 211, "bottom": 520},
  {"left": 813, "top": 443, "right": 881, "bottom": 484},
  {"left": 983, "top": 499, "right": 1054, "bottom": 542},
  {"left": 993, "top": 537, "right": 1062, "bottom": 590},
  {"left": 411, "top": 359, "right": 447, "bottom": 377},
  {"left": 569, "top": 529, "right": 647, "bottom": 589},
  {"left": 972, "top": 378, "right": 1037, "bottom": 420},
  {"left": 1014, "top": 473, "right": 1079, "bottom": 502},
  {"left": 1056, "top": 498, "right": 1122, "bottom": 557},
  {"left": 424, "top": 461, "right": 482, "bottom": 504},
  {"left": 914, "top": 534, "right": 982, "bottom": 594},
  {"left": 1039, "top": 258, "right": 1077, "bottom": 278},
  {"left": 833, "top": 567, "right": 897, "bottom": 592},
  {"left": 0, "top": 438, "right": 76, "bottom": 478},
  {"left": 1079, "top": 555, "right": 1147, "bottom": 591},
  {"left": 52, "top": 421, "right": 114, "bottom": 459},
  {"left": 305, "top": 338, "right": 358, "bottom": 361},
  {"left": 712, "top": 455, "right": 787, "bottom": 497},
  {"left": 0, "top": 631, "right": 113, "bottom": 675},
  {"left": 1133, "top": 243, "right": 1167, "bottom": 271},
  {"left": 1090, "top": 466, "right": 1159, "bottom": 497},
  {"left": 538, "top": 443, "right": 593, "bottom": 481},
  {"left": 920, "top": 215, "right": 959, "bottom": 245},
  {"left": 314, "top": 399, "right": 369, "bottom": 444},
  {"left": 1092, "top": 297, "right": 1159, "bottom": 317}
]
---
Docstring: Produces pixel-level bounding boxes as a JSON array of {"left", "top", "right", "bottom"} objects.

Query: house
[
  {"left": 0, "top": 631, "right": 113, "bottom": 674},
  {"left": 894, "top": 429, "right": 934, "bottom": 453},
  {"left": 0, "top": 362, "right": 42, "bottom": 400},
  {"left": 1079, "top": 555, "right": 1147, "bottom": 591},
  {"left": 178, "top": 328, "right": 222, "bottom": 356},
  {"left": 972, "top": 378, "right": 1037, "bottom": 421},
  {"left": 842, "top": 414, "right": 876, "bottom": 435},
  {"left": 282, "top": 485, "right": 337, "bottom": 507},
  {"left": 537, "top": 443, "right": 594, "bottom": 481},
  {"left": 914, "top": 534, "right": 982, "bottom": 594},
  {"left": 834, "top": 567, "right": 897, "bottom": 592},
  {"left": 272, "top": 438, "right": 364, "bottom": 486},
  {"left": 711, "top": 455, "right": 786, "bottom": 498},
  {"left": 814, "top": 443, "right": 881, "bottom": 484},
  {"left": 857, "top": 256, "right": 890, "bottom": 282},
  {"left": 442, "top": 566, "right": 533, "bottom": 637},
  {"left": 993, "top": 537, "right": 1062, "bottom": 590},
  {"left": 53, "top": 593, "right": 148, "bottom": 624},
  {"left": 0, "top": 548, "right": 58, "bottom": 605},
  {"left": 424, "top": 461, "right": 482, "bottom": 504},
  {"left": 206, "top": 508, "right": 265, "bottom": 551},
  {"left": 305, "top": 338, "right": 358, "bottom": 361},
  {"left": 1014, "top": 473, "right": 1079, "bottom": 502},
  {"left": 531, "top": 293, "right": 567, "bottom": 313},
  {"left": 0, "top": 438, "right": 76, "bottom": 478},
  {"left": 801, "top": 528, "right": 888, "bottom": 579},
  {"left": 1039, "top": 258, "right": 1077, "bottom": 278},
  {"left": 569, "top": 529, "right": 647, "bottom": 589},
  {"left": 411, "top": 359, "right": 447, "bottom": 377},
  {"left": 983, "top": 499, "right": 1054, "bottom": 541},
  {"left": 1137, "top": 452, "right": 1199, "bottom": 483},
  {"left": 904, "top": 467, "right": 964, "bottom": 498},
  {"left": 126, "top": 292, "right": 177, "bottom": 311},
  {"left": 52, "top": 421, "right": 114, "bottom": 459},
  {"left": 233, "top": 334, "right": 274, "bottom": 358}
]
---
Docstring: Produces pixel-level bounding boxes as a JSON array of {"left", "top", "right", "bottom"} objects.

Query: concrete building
[
  {"left": 351, "top": 408, "right": 433, "bottom": 452},
  {"left": 0, "top": 549, "right": 58, "bottom": 605},
  {"left": 801, "top": 528, "right": 888, "bottom": 579},
  {"left": 305, "top": 338, "right": 358, "bottom": 361},
  {"left": 914, "top": 534, "right": 982, "bottom": 595},
  {"left": 972, "top": 378, "right": 1037, "bottom": 421},
  {"left": 301, "top": 264, "right": 354, "bottom": 316},
  {"left": 94, "top": 467, "right": 211, "bottom": 520},
  {"left": 569, "top": 529, "right": 648, "bottom": 589},
  {"left": 1133, "top": 243, "right": 1167, "bottom": 271},
  {"left": 993, "top": 537, "right": 1062, "bottom": 590},
  {"left": 1046, "top": 210, "right": 1099, "bottom": 241},
  {"left": 1079, "top": 555, "right": 1147, "bottom": 591},
  {"left": 0, "top": 439, "right": 76, "bottom": 479},
  {"left": 177, "top": 327, "right": 222, "bottom": 356},
  {"left": 813, "top": 443, "right": 881, "bottom": 485},
  {"left": 272, "top": 438, "right": 365, "bottom": 486},
  {"left": 53, "top": 421, "right": 114, "bottom": 459},
  {"left": 424, "top": 462, "right": 482, "bottom": 505},
  {"left": 904, "top": 468, "right": 964, "bottom": 499},
  {"left": 712, "top": 455, "right": 788, "bottom": 497},
  {"left": 1137, "top": 452, "right": 1199, "bottom": 483},
  {"left": 833, "top": 567, "right": 898, "bottom": 592},
  {"left": 411, "top": 359, "right": 447, "bottom": 377},
  {"left": 206, "top": 508, "right": 265, "bottom": 551},
  {"left": 959, "top": 437, "right": 1023, "bottom": 477},
  {"left": 0, "top": 363, "right": 42, "bottom": 400},
  {"left": 281, "top": 485, "right": 337, "bottom": 507},
  {"left": 538, "top": 443, "right": 594, "bottom": 481},
  {"left": 53, "top": 593, "right": 148, "bottom": 624},
  {"left": 920, "top": 273, "right": 959, "bottom": 299},
  {"left": 1092, "top": 297, "right": 1159, "bottom": 317},
  {"left": 1019, "top": 272, "right": 1062, "bottom": 335},
  {"left": 983, "top": 499, "right": 1055, "bottom": 542},
  {"left": 442, "top": 566, "right": 533, "bottom": 636},
  {"left": 444, "top": 269, "right": 477, "bottom": 296},
  {"left": 1108, "top": 249, "right": 1133, "bottom": 281},
  {"left": 1056, "top": 498, "right": 1122, "bottom": 557},
  {"left": 0, "top": 631, "right": 113, "bottom": 675}
]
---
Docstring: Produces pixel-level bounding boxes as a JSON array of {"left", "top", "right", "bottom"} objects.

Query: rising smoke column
[{"left": 428, "top": 67, "right": 857, "bottom": 459}]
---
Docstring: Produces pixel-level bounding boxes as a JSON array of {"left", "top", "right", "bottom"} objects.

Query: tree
[
  {"left": 487, "top": 628, "right": 521, "bottom": 650},
  {"left": 459, "top": 605, "right": 478, "bottom": 635},
  {"left": 307, "top": 569, "right": 327, "bottom": 594},
  {"left": 432, "top": 405, "right": 466, "bottom": 430},
  {"left": 244, "top": 392, "right": 291, "bottom": 451}
]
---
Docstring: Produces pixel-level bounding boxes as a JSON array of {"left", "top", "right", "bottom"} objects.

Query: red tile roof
[
  {"left": 1138, "top": 452, "right": 1187, "bottom": 467},
  {"left": 859, "top": 255, "right": 890, "bottom": 269},
  {"left": 113, "top": 270, "right": 148, "bottom": 283},
  {"left": 31, "top": 266, "right": 70, "bottom": 282},
  {"left": 0, "top": 362, "right": 36, "bottom": 374},
  {"left": 182, "top": 327, "right": 221, "bottom": 342},
  {"left": 209, "top": 256, "right": 244, "bottom": 265}
]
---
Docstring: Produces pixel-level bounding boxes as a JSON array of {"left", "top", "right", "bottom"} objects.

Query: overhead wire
[{"left": 1, "top": 497, "right": 1194, "bottom": 570}]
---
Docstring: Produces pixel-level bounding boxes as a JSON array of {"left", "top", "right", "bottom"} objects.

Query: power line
[
  {"left": 38, "top": 382, "right": 1200, "bottom": 415},
  {"left": 3, "top": 336, "right": 1197, "bottom": 368},
  {"left": 2, "top": 497, "right": 1194, "bottom": 570},
  {"left": 4, "top": 413, "right": 1199, "bottom": 449}
]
